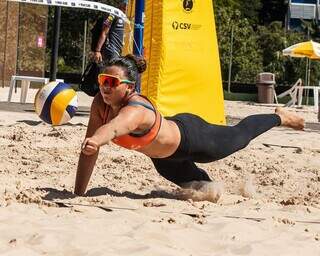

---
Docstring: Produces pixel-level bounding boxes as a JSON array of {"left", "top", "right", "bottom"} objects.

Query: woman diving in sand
[{"left": 74, "top": 54, "right": 305, "bottom": 202}]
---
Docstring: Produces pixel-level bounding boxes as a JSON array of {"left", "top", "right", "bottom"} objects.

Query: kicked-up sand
[{"left": 0, "top": 88, "right": 319, "bottom": 255}]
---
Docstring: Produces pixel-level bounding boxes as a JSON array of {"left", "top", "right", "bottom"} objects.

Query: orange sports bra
[{"left": 103, "top": 93, "right": 162, "bottom": 150}]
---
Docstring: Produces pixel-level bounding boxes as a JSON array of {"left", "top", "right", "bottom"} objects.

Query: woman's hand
[{"left": 81, "top": 137, "right": 100, "bottom": 155}]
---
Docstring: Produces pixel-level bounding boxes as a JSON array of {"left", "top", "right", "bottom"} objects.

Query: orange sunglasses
[{"left": 98, "top": 74, "right": 135, "bottom": 88}]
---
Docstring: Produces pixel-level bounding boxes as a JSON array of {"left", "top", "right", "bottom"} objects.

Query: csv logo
[{"left": 172, "top": 21, "right": 192, "bottom": 30}]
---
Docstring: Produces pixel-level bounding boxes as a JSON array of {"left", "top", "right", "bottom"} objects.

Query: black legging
[{"left": 151, "top": 113, "right": 281, "bottom": 186}]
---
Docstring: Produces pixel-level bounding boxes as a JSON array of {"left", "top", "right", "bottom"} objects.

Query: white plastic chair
[
  {"left": 276, "top": 78, "right": 303, "bottom": 107},
  {"left": 7, "top": 75, "right": 64, "bottom": 103}
]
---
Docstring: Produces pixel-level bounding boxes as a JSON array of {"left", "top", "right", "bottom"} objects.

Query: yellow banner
[{"left": 142, "top": 0, "right": 225, "bottom": 124}]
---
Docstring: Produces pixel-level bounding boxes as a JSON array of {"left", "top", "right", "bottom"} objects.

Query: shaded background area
[
  {"left": 0, "top": 0, "right": 127, "bottom": 88},
  {"left": 2, "top": 0, "right": 320, "bottom": 95},
  {"left": 45, "top": 0, "right": 125, "bottom": 78},
  {"left": 0, "top": 2, "right": 47, "bottom": 87}
]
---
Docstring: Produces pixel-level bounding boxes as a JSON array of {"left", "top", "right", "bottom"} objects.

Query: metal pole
[
  {"left": 49, "top": 6, "right": 61, "bottom": 82},
  {"left": 227, "top": 25, "right": 234, "bottom": 93},
  {"left": 15, "top": 3, "right": 21, "bottom": 91},
  {"left": 308, "top": 59, "right": 311, "bottom": 86},
  {"left": 2, "top": 3, "right": 9, "bottom": 88},
  {"left": 306, "top": 59, "right": 311, "bottom": 105},
  {"left": 82, "top": 19, "right": 87, "bottom": 74},
  {"left": 133, "top": 0, "right": 144, "bottom": 92},
  {"left": 304, "top": 28, "right": 310, "bottom": 104},
  {"left": 304, "top": 58, "right": 309, "bottom": 106},
  {"left": 133, "top": 0, "right": 144, "bottom": 56},
  {"left": 287, "top": 0, "right": 292, "bottom": 31},
  {"left": 317, "top": 0, "right": 319, "bottom": 27}
]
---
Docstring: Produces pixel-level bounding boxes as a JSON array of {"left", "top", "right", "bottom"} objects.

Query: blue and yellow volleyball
[{"left": 34, "top": 81, "right": 78, "bottom": 125}]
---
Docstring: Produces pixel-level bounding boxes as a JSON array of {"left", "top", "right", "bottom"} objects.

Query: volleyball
[{"left": 34, "top": 81, "right": 78, "bottom": 125}]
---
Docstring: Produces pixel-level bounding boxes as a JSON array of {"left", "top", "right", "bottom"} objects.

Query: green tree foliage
[
  {"left": 214, "top": 0, "right": 262, "bottom": 24},
  {"left": 257, "top": 21, "right": 305, "bottom": 84},
  {"left": 216, "top": 7, "right": 263, "bottom": 83},
  {"left": 214, "top": 0, "right": 320, "bottom": 86},
  {"left": 300, "top": 19, "right": 320, "bottom": 41}
]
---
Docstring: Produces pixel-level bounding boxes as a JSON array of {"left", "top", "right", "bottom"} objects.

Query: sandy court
[{"left": 0, "top": 87, "right": 319, "bottom": 255}]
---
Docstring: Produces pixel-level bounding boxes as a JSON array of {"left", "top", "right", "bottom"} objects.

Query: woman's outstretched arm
[
  {"left": 74, "top": 95, "right": 104, "bottom": 196},
  {"left": 84, "top": 105, "right": 146, "bottom": 150}
]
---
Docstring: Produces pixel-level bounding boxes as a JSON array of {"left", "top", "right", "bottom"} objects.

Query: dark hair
[{"left": 107, "top": 54, "right": 147, "bottom": 82}]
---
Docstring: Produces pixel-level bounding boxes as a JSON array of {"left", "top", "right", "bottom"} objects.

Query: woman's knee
[
  {"left": 151, "top": 158, "right": 179, "bottom": 184},
  {"left": 151, "top": 158, "right": 212, "bottom": 186}
]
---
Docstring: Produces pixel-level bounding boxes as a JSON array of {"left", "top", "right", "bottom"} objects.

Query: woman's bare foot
[{"left": 275, "top": 107, "right": 305, "bottom": 130}]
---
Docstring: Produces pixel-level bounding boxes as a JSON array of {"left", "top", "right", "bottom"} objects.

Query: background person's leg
[{"left": 151, "top": 158, "right": 211, "bottom": 186}]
